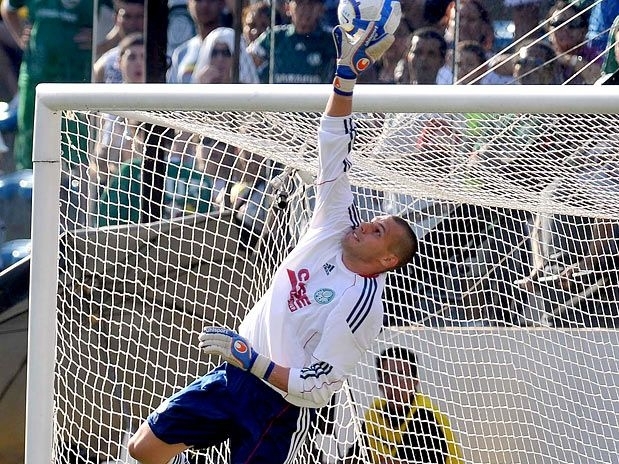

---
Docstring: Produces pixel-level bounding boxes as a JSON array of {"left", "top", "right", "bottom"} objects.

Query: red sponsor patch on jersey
[{"left": 287, "top": 268, "right": 311, "bottom": 311}]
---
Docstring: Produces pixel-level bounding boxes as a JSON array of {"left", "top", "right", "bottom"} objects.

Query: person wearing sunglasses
[{"left": 191, "top": 26, "right": 259, "bottom": 84}]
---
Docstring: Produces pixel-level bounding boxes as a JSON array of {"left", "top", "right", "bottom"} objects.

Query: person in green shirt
[
  {"left": 248, "top": 0, "right": 336, "bottom": 84},
  {"left": 1, "top": 0, "right": 93, "bottom": 170},
  {"left": 163, "top": 149, "right": 213, "bottom": 219},
  {"left": 97, "top": 154, "right": 142, "bottom": 227}
]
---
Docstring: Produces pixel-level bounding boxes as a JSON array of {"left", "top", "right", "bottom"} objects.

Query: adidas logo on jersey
[{"left": 323, "top": 263, "right": 335, "bottom": 275}]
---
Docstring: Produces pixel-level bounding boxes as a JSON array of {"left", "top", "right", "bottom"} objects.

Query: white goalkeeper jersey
[{"left": 239, "top": 115, "right": 385, "bottom": 408}]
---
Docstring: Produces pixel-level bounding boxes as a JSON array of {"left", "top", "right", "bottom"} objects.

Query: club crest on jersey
[
  {"left": 287, "top": 268, "right": 311, "bottom": 312},
  {"left": 314, "top": 288, "right": 335, "bottom": 304}
]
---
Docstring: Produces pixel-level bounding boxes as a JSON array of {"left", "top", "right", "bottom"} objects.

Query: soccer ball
[{"left": 337, "top": 0, "right": 402, "bottom": 36}]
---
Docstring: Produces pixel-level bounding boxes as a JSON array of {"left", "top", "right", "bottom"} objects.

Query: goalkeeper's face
[{"left": 341, "top": 215, "right": 408, "bottom": 273}]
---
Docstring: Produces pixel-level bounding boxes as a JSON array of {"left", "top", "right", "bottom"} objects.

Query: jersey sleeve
[
  {"left": 286, "top": 278, "right": 383, "bottom": 408},
  {"left": 309, "top": 114, "right": 359, "bottom": 231}
]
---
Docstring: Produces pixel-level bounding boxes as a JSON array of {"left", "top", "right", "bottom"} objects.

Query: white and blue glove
[
  {"left": 198, "top": 327, "right": 275, "bottom": 380},
  {"left": 332, "top": 23, "right": 395, "bottom": 96}
]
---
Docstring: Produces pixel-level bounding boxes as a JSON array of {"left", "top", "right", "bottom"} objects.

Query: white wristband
[
  {"left": 333, "top": 76, "right": 356, "bottom": 96},
  {"left": 249, "top": 353, "right": 275, "bottom": 380}
]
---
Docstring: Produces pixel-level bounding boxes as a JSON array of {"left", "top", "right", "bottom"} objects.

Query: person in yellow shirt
[{"left": 346, "top": 347, "right": 463, "bottom": 464}]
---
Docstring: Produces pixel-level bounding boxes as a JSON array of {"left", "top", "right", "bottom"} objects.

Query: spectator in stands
[
  {"left": 248, "top": 0, "right": 336, "bottom": 84},
  {"left": 93, "top": 33, "right": 145, "bottom": 185},
  {"left": 163, "top": 132, "right": 213, "bottom": 220},
  {"left": 197, "top": 137, "right": 242, "bottom": 211},
  {"left": 453, "top": 40, "right": 514, "bottom": 85},
  {"left": 228, "top": 148, "right": 281, "bottom": 247},
  {"left": 0, "top": 17, "right": 20, "bottom": 102},
  {"left": 585, "top": 0, "right": 619, "bottom": 58},
  {"left": 546, "top": 1, "right": 600, "bottom": 85},
  {"left": 97, "top": 121, "right": 151, "bottom": 227},
  {"left": 359, "top": 19, "right": 412, "bottom": 84},
  {"left": 93, "top": 0, "right": 145, "bottom": 83},
  {"left": 344, "top": 347, "right": 463, "bottom": 464},
  {"left": 439, "top": 0, "right": 502, "bottom": 84},
  {"left": 487, "top": 52, "right": 516, "bottom": 83},
  {"left": 517, "top": 161, "right": 619, "bottom": 327},
  {"left": 400, "top": 0, "right": 451, "bottom": 33},
  {"left": 453, "top": 40, "right": 489, "bottom": 84},
  {"left": 167, "top": 0, "right": 226, "bottom": 83},
  {"left": 444, "top": 0, "right": 494, "bottom": 53},
  {"left": 241, "top": 0, "right": 271, "bottom": 46},
  {"left": 116, "top": 31, "right": 146, "bottom": 84},
  {"left": 504, "top": 0, "right": 543, "bottom": 40},
  {"left": 513, "top": 40, "right": 562, "bottom": 84},
  {"left": 0, "top": 16, "right": 21, "bottom": 167},
  {"left": 92, "top": 33, "right": 145, "bottom": 226},
  {"left": 95, "top": 0, "right": 144, "bottom": 59},
  {"left": 596, "top": 14, "right": 619, "bottom": 85},
  {"left": 168, "top": 0, "right": 197, "bottom": 59},
  {"left": 398, "top": 27, "right": 447, "bottom": 84},
  {"left": 191, "top": 26, "right": 259, "bottom": 83},
  {"left": 1, "top": 0, "right": 93, "bottom": 171}
]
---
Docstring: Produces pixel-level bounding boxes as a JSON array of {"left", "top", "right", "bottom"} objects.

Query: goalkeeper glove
[
  {"left": 198, "top": 327, "right": 275, "bottom": 380},
  {"left": 332, "top": 23, "right": 395, "bottom": 96}
]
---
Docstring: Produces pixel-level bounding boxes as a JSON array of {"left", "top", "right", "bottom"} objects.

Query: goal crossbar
[{"left": 34, "top": 83, "right": 619, "bottom": 115}]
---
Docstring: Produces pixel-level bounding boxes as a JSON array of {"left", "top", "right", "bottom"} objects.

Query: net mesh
[{"left": 49, "top": 105, "right": 619, "bottom": 464}]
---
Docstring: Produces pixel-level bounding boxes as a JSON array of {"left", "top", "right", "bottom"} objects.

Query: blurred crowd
[{"left": 0, "top": 0, "right": 618, "bottom": 328}]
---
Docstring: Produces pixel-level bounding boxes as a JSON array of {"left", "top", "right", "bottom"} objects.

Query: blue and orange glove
[
  {"left": 332, "top": 22, "right": 395, "bottom": 96},
  {"left": 198, "top": 327, "right": 275, "bottom": 380}
]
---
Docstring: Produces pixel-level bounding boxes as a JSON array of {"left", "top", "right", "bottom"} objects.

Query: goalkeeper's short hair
[{"left": 389, "top": 216, "right": 418, "bottom": 270}]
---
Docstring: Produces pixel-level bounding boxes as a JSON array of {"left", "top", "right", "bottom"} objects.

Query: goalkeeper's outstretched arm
[
  {"left": 197, "top": 24, "right": 401, "bottom": 408},
  {"left": 199, "top": 327, "right": 344, "bottom": 408}
]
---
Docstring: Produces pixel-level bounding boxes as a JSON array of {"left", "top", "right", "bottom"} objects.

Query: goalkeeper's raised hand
[
  {"left": 198, "top": 327, "right": 275, "bottom": 380},
  {"left": 332, "top": 23, "right": 395, "bottom": 96}
]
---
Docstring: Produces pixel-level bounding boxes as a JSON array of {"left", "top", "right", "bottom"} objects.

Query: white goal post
[{"left": 28, "top": 84, "right": 619, "bottom": 464}]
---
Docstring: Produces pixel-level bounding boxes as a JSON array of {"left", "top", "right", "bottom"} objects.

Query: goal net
[{"left": 29, "top": 84, "right": 619, "bottom": 464}]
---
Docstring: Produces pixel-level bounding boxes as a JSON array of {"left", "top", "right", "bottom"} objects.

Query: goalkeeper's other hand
[
  {"left": 198, "top": 327, "right": 274, "bottom": 380},
  {"left": 332, "top": 23, "right": 395, "bottom": 79}
]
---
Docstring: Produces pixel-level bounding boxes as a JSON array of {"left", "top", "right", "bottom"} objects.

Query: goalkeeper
[{"left": 128, "top": 21, "right": 418, "bottom": 464}]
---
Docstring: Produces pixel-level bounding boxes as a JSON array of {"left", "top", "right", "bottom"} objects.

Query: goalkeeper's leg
[{"left": 128, "top": 422, "right": 189, "bottom": 464}]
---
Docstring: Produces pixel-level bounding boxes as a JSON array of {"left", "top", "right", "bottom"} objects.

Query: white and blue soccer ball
[{"left": 337, "top": 0, "right": 401, "bottom": 37}]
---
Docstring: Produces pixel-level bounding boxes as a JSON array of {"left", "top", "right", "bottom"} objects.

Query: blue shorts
[{"left": 147, "top": 363, "right": 316, "bottom": 464}]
